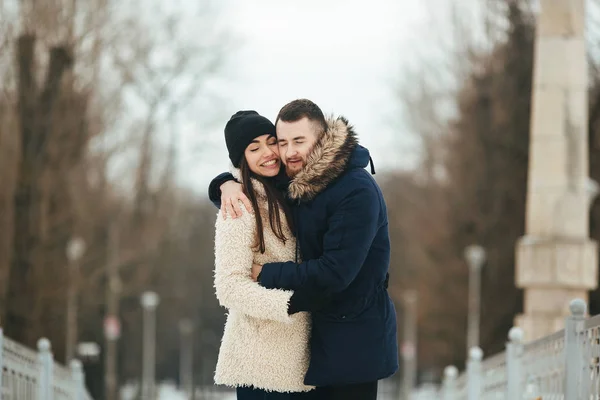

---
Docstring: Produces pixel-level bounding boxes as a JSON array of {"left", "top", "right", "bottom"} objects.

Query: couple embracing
[{"left": 209, "top": 99, "right": 398, "bottom": 400}]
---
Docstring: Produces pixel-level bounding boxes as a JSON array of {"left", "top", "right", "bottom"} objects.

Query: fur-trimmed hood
[{"left": 288, "top": 116, "right": 368, "bottom": 202}]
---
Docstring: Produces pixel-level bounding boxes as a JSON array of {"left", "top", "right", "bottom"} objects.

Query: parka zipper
[{"left": 294, "top": 201, "right": 301, "bottom": 263}]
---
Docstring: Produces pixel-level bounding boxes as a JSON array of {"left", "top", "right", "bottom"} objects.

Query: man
[{"left": 209, "top": 99, "right": 398, "bottom": 400}]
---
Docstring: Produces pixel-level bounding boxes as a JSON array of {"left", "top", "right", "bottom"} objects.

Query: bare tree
[
  {"left": 386, "top": 0, "right": 535, "bottom": 374},
  {"left": 0, "top": 1, "right": 231, "bottom": 396}
]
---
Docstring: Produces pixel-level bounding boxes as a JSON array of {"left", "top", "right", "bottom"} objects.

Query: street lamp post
[
  {"left": 401, "top": 290, "right": 418, "bottom": 400},
  {"left": 140, "top": 291, "right": 160, "bottom": 400},
  {"left": 464, "top": 245, "right": 486, "bottom": 353},
  {"left": 179, "top": 319, "right": 194, "bottom": 399},
  {"left": 77, "top": 341, "right": 101, "bottom": 399},
  {"left": 66, "top": 236, "right": 86, "bottom": 362},
  {"left": 104, "top": 222, "right": 121, "bottom": 400}
]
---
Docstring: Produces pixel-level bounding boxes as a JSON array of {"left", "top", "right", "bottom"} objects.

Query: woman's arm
[{"left": 214, "top": 208, "right": 294, "bottom": 323}]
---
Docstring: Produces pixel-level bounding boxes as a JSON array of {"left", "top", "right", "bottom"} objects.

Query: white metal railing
[
  {"left": 440, "top": 298, "right": 600, "bottom": 400},
  {"left": 579, "top": 313, "right": 600, "bottom": 398},
  {"left": 0, "top": 328, "right": 93, "bottom": 400},
  {"left": 520, "top": 328, "right": 565, "bottom": 398}
]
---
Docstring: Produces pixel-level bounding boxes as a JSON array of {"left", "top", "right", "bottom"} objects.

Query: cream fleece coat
[{"left": 213, "top": 175, "right": 313, "bottom": 393}]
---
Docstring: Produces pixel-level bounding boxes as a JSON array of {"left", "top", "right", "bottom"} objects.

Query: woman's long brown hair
[{"left": 239, "top": 158, "right": 295, "bottom": 253}]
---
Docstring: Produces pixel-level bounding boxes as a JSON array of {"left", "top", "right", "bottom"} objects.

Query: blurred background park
[{"left": 1, "top": 0, "right": 600, "bottom": 399}]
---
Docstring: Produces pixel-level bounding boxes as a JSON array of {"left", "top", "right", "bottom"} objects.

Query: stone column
[{"left": 515, "top": 0, "right": 597, "bottom": 341}]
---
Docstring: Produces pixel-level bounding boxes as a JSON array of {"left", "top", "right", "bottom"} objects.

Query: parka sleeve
[
  {"left": 258, "top": 185, "right": 381, "bottom": 293},
  {"left": 214, "top": 207, "right": 294, "bottom": 322},
  {"left": 208, "top": 172, "right": 236, "bottom": 208}
]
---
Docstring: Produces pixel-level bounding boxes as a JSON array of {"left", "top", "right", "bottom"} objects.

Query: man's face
[{"left": 276, "top": 117, "right": 320, "bottom": 177}]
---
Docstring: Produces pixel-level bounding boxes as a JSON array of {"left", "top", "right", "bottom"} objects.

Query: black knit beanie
[{"left": 224, "top": 110, "right": 276, "bottom": 167}]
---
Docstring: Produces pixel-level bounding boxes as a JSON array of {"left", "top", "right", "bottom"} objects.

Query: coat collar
[{"left": 288, "top": 115, "right": 359, "bottom": 202}]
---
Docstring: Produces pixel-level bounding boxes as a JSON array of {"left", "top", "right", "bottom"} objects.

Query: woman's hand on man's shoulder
[{"left": 220, "top": 181, "right": 253, "bottom": 219}]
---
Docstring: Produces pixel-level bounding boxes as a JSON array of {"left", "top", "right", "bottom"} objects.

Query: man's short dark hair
[{"left": 275, "top": 99, "right": 328, "bottom": 134}]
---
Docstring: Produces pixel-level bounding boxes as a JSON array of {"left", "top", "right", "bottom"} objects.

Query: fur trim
[{"left": 288, "top": 116, "right": 358, "bottom": 202}]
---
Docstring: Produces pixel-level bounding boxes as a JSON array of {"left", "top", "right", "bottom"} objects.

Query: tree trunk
[
  {"left": 0, "top": 103, "right": 18, "bottom": 325},
  {"left": 7, "top": 34, "right": 73, "bottom": 344}
]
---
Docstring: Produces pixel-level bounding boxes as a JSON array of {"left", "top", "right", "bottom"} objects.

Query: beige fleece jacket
[{"left": 213, "top": 177, "right": 313, "bottom": 393}]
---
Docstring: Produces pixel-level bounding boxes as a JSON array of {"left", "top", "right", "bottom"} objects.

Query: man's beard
[
  {"left": 285, "top": 163, "right": 302, "bottom": 178},
  {"left": 284, "top": 143, "right": 314, "bottom": 178}
]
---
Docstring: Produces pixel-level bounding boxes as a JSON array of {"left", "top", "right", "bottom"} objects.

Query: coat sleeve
[
  {"left": 214, "top": 208, "right": 294, "bottom": 322},
  {"left": 258, "top": 185, "right": 381, "bottom": 293},
  {"left": 208, "top": 172, "right": 236, "bottom": 208}
]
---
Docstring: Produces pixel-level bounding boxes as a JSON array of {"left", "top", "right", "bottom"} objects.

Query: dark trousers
[
  {"left": 236, "top": 381, "right": 378, "bottom": 400},
  {"left": 236, "top": 386, "right": 320, "bottom": 400},
  {"left": 313, "top": 381, "right": 378, "bottom": 400}
]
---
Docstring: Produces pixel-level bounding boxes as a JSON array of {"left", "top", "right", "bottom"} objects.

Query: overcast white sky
[{"left": 176, "top": 0, "right": 482, "bottom": 193}]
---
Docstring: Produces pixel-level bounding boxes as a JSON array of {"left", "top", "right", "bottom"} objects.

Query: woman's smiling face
[{"left": 244, "top": 134, "right": 281, "bottom": 177}]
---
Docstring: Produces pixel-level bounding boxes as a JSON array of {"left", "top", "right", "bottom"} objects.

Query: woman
[{"left": 213, "top": 110, "right": 314, "bottom": 399}]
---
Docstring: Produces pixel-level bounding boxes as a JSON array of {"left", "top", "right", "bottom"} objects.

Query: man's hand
[
  {"left": 221, "top": 181, "right": 252, "bottom": 219},
  {"left": 251, "top": 263, "right": 263, "bottom": 282}
]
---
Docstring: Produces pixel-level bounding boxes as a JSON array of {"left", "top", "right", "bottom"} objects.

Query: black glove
[{"left": 288, "top": 289, "right": 333, "bottom": 314}]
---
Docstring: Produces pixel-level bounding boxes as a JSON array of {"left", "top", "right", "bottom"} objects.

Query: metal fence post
[
  {"left": 522, "top": 375, "right": 540, "bottom": 400},
  {"left": 506, "top": 327, "right": 523, "bottom": 399},
  {"left": 442, "top": 365, "right": 458, "bottom": 400},
  {"left": 70, "top": 359, "right": 85, "bottom": 400},
  {"left": 48, "top": 340, "right": 55, "bottom": 400},
  {"left": 564, "top": 298, "right": 587, "bottom": 399},
  {"left": 38, "top": 338, "right": 54, "bottom": 400},
  {"left": 0, "top": 328, "right": 4, "bottom": 397},
  {"left": 467, "top": 347, "right": 483, "bottom": 400}
]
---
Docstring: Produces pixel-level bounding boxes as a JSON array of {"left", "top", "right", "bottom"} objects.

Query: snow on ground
[
  {"left": 120, "top": 381, "right": 235, "bottom": 400},
  {"left": 156, "top": 383, "right": 187, "bottom": 400},
  {"left": 156, "top": 383, "right": 236, "bottom": 399}
]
